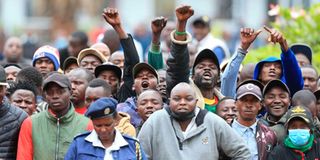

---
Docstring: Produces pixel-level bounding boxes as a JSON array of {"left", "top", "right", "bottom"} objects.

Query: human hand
[{"left": 240, "top": 28, "right": 262, "bottom": 51}]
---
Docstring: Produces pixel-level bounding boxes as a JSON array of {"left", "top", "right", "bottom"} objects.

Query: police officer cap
[{"left": 85, "top": 97, "right": 118, "bottom": 119}]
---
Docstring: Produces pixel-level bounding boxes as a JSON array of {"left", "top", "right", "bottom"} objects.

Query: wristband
[{"left": 175, "top": 30, "right": 187, "bottom": 36}]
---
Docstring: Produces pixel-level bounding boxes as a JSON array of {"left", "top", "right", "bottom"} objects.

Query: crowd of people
[{"left": 0, "top": 4, "right": 319, "bottom": 160}]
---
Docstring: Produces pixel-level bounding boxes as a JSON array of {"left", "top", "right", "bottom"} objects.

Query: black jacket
[
  {"left": 166, "top": 40, "right": 190, "bottom": 97},
  {"left": 268, "top": 138, "right": 320, "bottom": 160},
  {"left": 116, "top": 34, "right": 140, "bottom": 103},
  {"left": 0, "top": 98, "right": 28, "bottom": 159}
]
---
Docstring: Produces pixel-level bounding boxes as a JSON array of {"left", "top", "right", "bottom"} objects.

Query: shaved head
[
  {"left": 170, "top": 82, "right": 196, "bottom": 98},
  {"left": 91, "top": 43, "right": 111, "bottom": 60}
]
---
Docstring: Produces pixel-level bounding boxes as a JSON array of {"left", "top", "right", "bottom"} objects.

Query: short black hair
[
  {"left": 71, "top": 31, "right": 88, "bottom": 46},
  {"left": 217, "top": 97, "right": 235, "bottom": 108},
  {"left": 8, "top": 81, "right": 37, "bottom": 100},
  {"left": 292, "top": 90, "right": 316, "bottom": 106},
  {"left": 16, "top": 67, "right": 43, "bottom": 88},
  {"left": 87, "top": 78, "right": 112, "bottom": 96}
]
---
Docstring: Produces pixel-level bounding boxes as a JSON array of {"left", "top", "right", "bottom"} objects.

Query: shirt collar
[
  {"left": 232, "top": 119, "right": 258, "bottom": 134},
  {"left": 85, "top": 129, "right": 128, "bottom": 150}
]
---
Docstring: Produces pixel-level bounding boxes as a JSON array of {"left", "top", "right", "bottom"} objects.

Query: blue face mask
[{"left": 288, "top": 129, "right": 310, "bottom": 146}]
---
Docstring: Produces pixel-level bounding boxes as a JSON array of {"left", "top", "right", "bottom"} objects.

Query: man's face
[
  {"left": 92, "top": 116, "right": 115, "bottom": 142},
  {"left": 263, "top": 87, "right": 290, "bottom": 119},
  {"left": 302, "top": 67, "right": 318, "bottom": 92},
  {"left": 64, "top": 63, "right": 79, "bottom": 74},
  {"left": 137, "top": 91, "right": 163, "bottom": 121},
  {"left": 34, "top": 57, "right": 55, "bottom": 77},
  {"left": 4, "top": 37, "right": 23, "bottom": 62},
  {"left": 259, "top": 62, "right": 282, "bottom": 84},
  {"left": 193, "top": 59, "right": 219, "bottom": 89},
  {"left": 98, "top": 70, "right": 119, "bottom": 95},
  {"left": 0, "top": 85, "right": 6, "bottom": 105},
  {"left": 10, "top": 89, "right": 36, "bottom": 116},
  {"left": 5, "top": 66, "right": 21, "bottom": 81},
  {"left": 133, "top": 69, "right": 158, "bottom": 95},
  {"left": 192, "top": 24, "right": 210, "bottom": 41},
  {"left": 170, "top": 85, "right": 197, "bottom": 116},
  {"left": 68, "top": 37, "right": 86, "bottom": 57},
  {"left": 236, "top": 95, "right": 261, "bottom": 122},
  {"left": 80, "top": 55, "right": 102, "bottom": 73},
  {"left": 44, "top": 83, "right": 71, "bottom": 114},
  {"left": 109, "top": 52, "right": 124, "bottom": 70},
  {"left": 295, "top": 53, "right": 310, "bottom": 67},
  {"left": 216, "top": 99, "right": 237, "bottom": 124},
  {"left": 67, "top": 72, "right": 89, "bottom": 106},
  {"left": 85, "top": 86, "right": 110, "bottom": 107}
]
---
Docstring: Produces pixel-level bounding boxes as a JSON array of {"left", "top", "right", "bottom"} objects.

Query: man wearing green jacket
[{"left": 17, "top": 73, "right": 93, "bottom": 160}]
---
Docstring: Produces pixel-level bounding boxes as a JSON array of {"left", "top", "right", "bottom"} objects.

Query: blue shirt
[{"left": 232, "top": 119, "right": 258, "bottom": 160}]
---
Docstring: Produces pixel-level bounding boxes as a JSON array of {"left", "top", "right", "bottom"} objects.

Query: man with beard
[
  {"left": 232, "top": 80, "right": 277, "bottom": 160},
  {"left": 165, "top": 4, "right": 223, "bottom": 113},
  {"left": 0, "top": 37, "right": 31, "bottom": 68},
  {"left": 67, "top": 68, "right": 94, "bottom": 114},
  {"left": 138, "top": 82, "right": 251, "bottom": 160}
]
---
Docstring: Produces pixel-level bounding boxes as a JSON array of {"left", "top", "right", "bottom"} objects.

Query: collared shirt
[
  {"left": 232, "top": 119, "right": 258, "bottom": 160},
  {"left": 85, "top": 129, "right": 129, "bottom": 160}
]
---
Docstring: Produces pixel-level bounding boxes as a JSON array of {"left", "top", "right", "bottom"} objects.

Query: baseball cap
[
  {"left": 133, "top": 63, "right": 158, "bottom": 80},
  {"left": 94, "top": 62, "right": 122, "bottom": 80},
  {"left": 192, "top": 49, "right": 220, "bottom": 74},
  {"left": 62, "top": 56, "right": 78, "bottom": 71},
  {"left": 192, "top": 16, "right": 211, "bottom": 27},
  {"left": 263, "top": 79, "right": 290, "bottom": 96},
  {"left": 43, "top": 72, "right": 71, "bottom": 91},
  {"left": 85, "top": 97, "right": 118, "bottom": 119},
  {"left": 77, "top": 48, "right": 107, "bottom": 65},
  {"left": 290, "top": 43, "right": 312, "bottom": 64},
  {"left": 0, "top": 66, "right": 8, "bottom": 86},
  {"left": 236, "top": 79, "right": 264, "bottom": 101},
  {"left": 286, "top": 105, "right": 313, "bottom": 127}
]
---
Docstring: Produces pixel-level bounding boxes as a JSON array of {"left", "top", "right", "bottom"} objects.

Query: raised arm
[
  {"left": 103, "top": 7, "right": 140, "bottom": 102},
  {"left": 148, "top": 17, "right": 167, "bottom": 70},
  {"left": 264, "top": 26, "right": 303, "bottom": 95},
  {"left": 221, "top": 28, "right": 261, "bottom": 98},
  {"left": 166, "top": 5, "right": 193, "bottom": 96}
]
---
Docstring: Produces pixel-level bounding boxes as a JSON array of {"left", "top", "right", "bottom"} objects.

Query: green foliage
[{"left": 244, "top": 3, "right": 320, "bottom": 72}]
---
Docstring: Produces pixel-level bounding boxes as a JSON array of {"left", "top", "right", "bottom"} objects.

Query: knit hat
[{"left": 32, "top": 45, "right": 60, "bottom": 71}]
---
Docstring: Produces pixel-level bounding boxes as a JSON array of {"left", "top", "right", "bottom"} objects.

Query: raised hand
[
  {"left": 151, "top": 17, "right": 167, "bottom": 44},
  {"left": 175, "top": 5, "right": 194, "bottom": 22},
  {"left": 240, "top": 28, "right": 262, "bottom": 51},
  {"left": 102, "top": 8, "right": 121, "bottom": 27},
  {"left": 264, "top": 26, "right": 288, "bottom": 52},
  {"left": 151, "top": 17, "right": 167, "bottom": 36},
  {"left": 102, "top": 7, "right": 127, "bottom": 39}
]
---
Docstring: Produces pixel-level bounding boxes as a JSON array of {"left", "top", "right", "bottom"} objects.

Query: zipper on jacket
[{"left": 55, "top": 118, "right": 60, "bottom": 160}]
